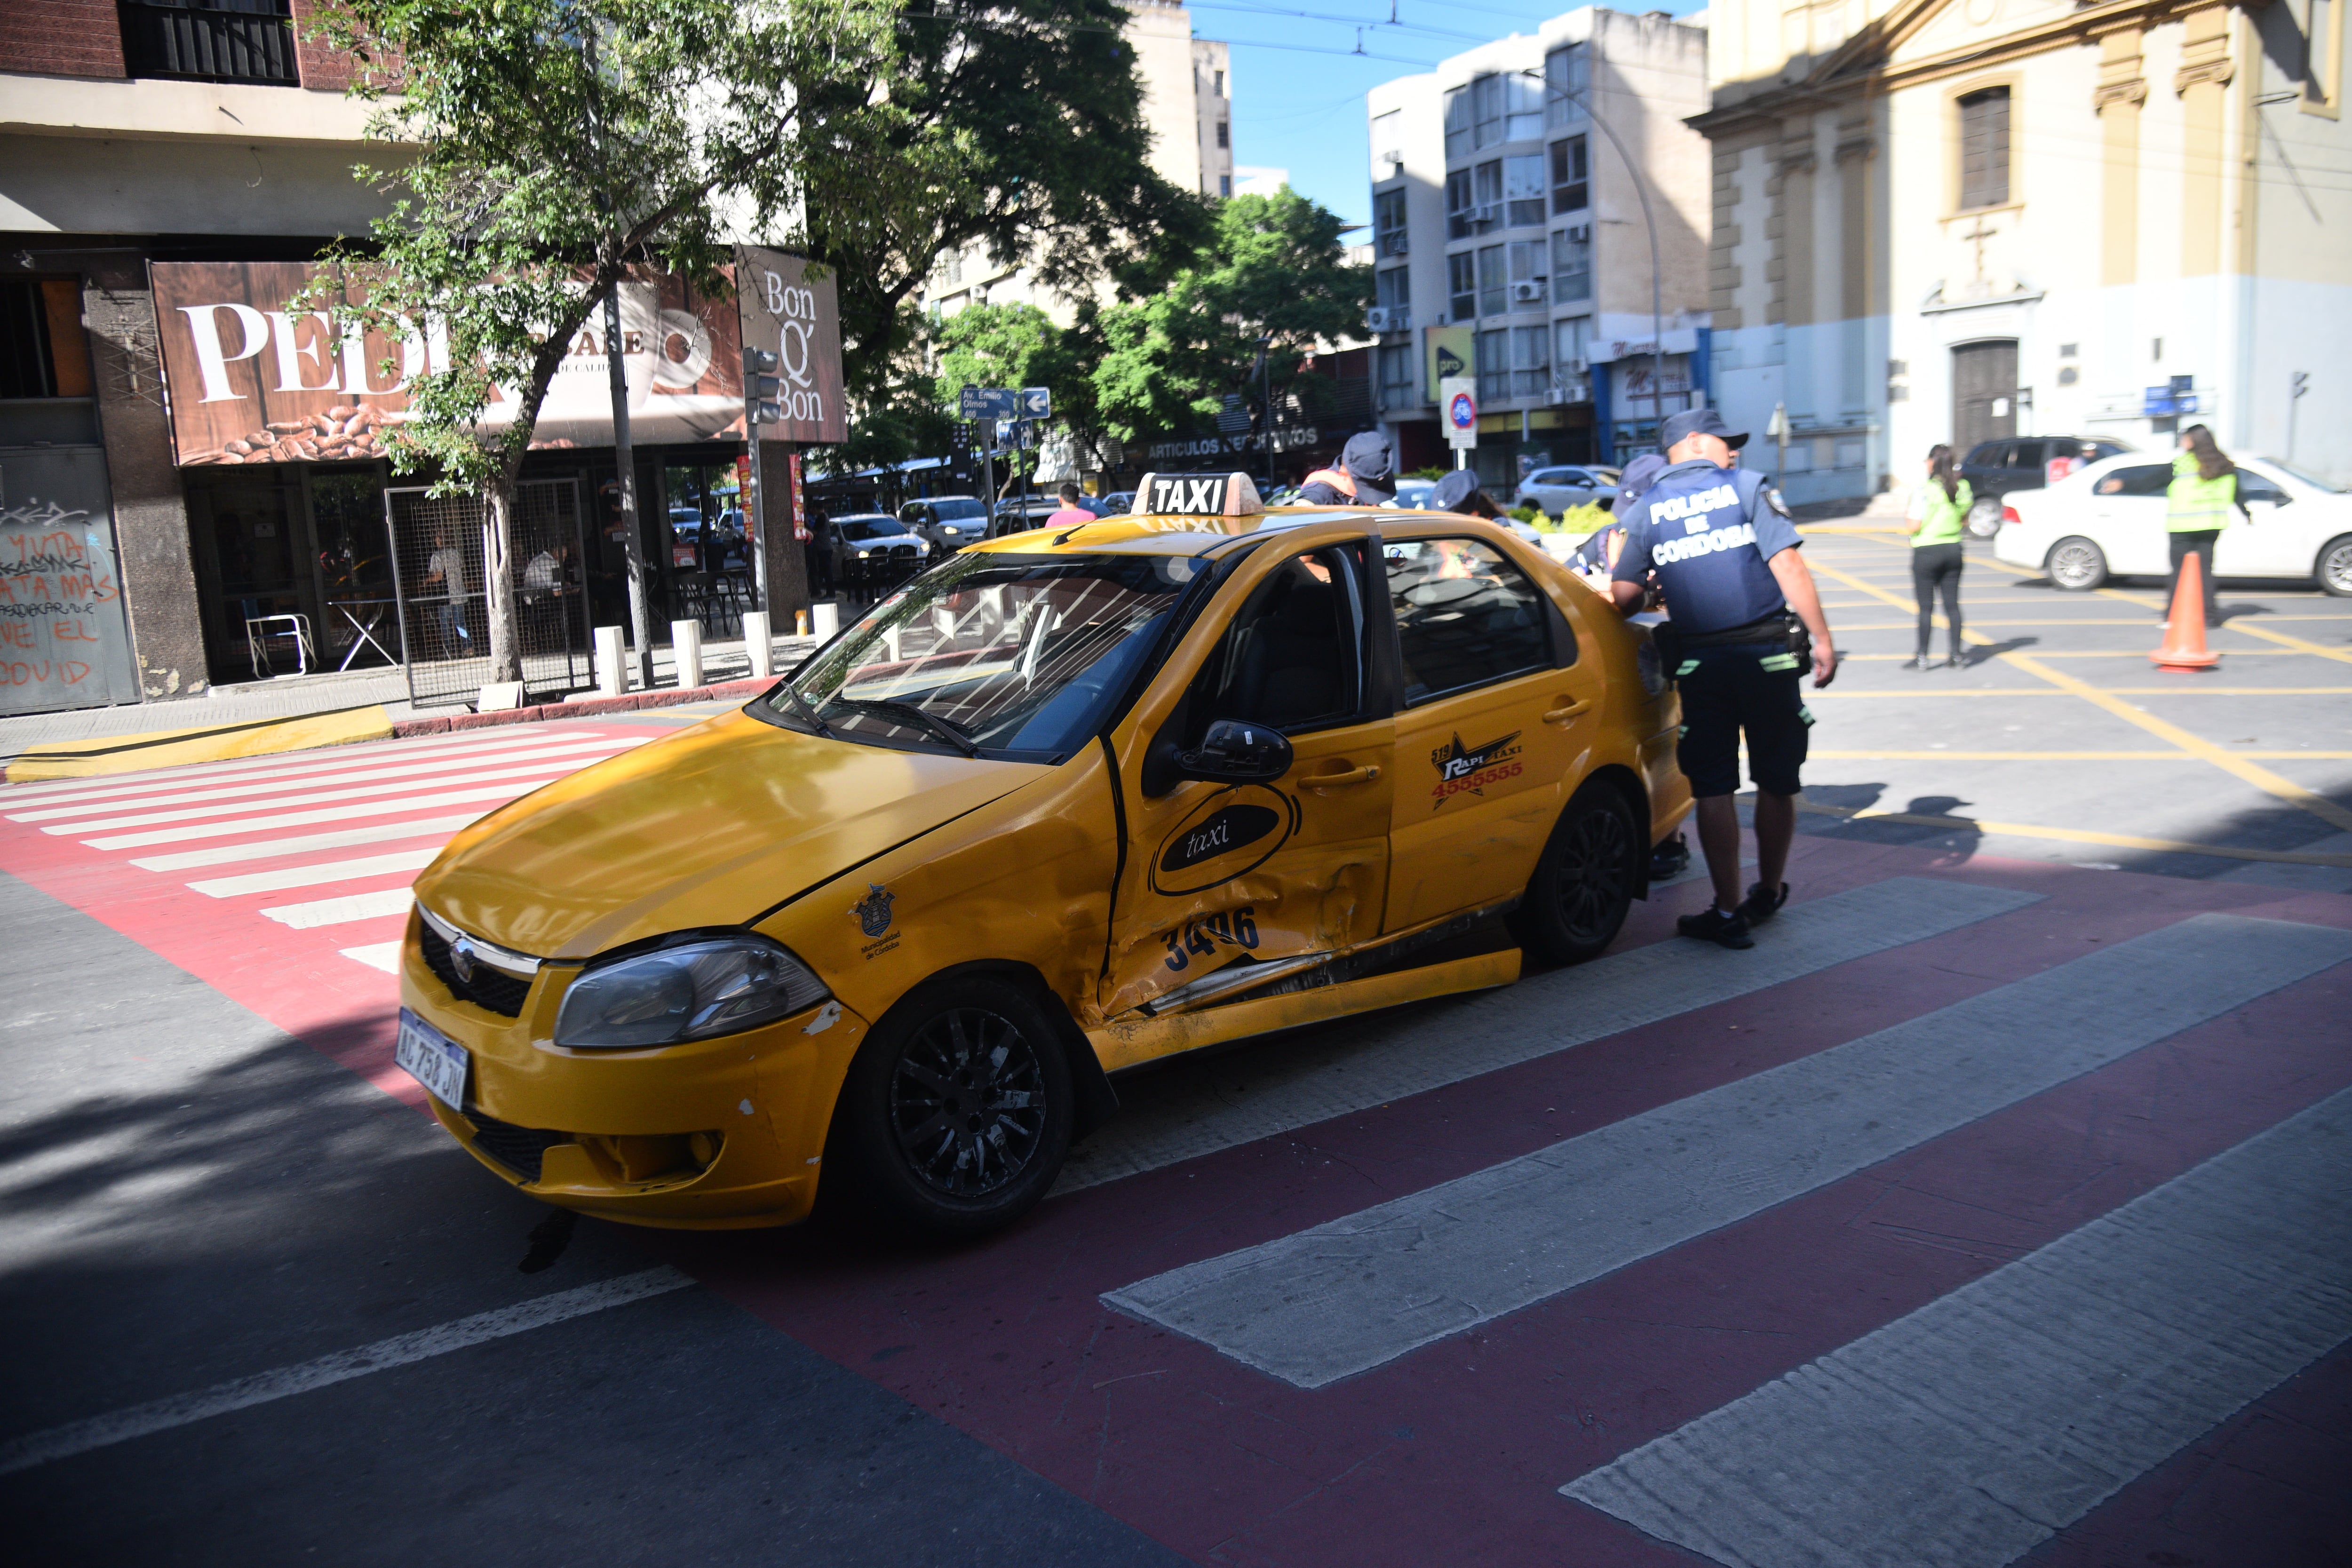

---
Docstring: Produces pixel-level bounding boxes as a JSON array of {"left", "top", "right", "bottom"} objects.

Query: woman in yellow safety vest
[
  {"left": 1901, "top": 444, "right": 1972, "bottom": 669},
  {"left": 2165, "top": 424, "right": 2251, "bottom": 628}
]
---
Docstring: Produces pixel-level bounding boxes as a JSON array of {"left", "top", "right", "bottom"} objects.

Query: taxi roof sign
[{"left": 1136, "top": 471, "right": 1264, "bottom": 519}]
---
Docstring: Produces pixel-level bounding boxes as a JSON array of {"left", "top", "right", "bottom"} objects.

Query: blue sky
[{"left": 1207, "top": 0, "right": 1709, "bottom": 231}]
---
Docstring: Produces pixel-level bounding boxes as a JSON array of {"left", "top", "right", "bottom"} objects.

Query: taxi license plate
[{"left": 395, "top": 1009, "right": 469, "bottom": 1111}]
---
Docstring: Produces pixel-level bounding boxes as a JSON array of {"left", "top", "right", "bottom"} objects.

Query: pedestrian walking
[
  {"left": 1295, "top": 432, "right": 1397, "bottom": 507},
  {"left": 1046, "top": 482, "right": 1095, "bottom": 529},
  {"left": 2165, "top": 424, "right": 2251, "bottom": 627},
  {"left": 1903, "top": 444, "right": 1971, "bottom": 669},
  {"left": 1610, "top": 409, "right": 1837, "bottom": 949}
]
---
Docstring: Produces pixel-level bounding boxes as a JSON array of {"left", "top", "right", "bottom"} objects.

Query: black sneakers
[
  {"left": 1677, "top": 905, "right": 1754, "bottom": 948},
  {"left": 1739, "top": 881, "right": 1789, "bottom": 925}
]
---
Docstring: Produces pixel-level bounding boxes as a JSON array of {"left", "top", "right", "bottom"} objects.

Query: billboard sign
[
  {"left": 1424, "top": 324, "right": 1472, "bottom": 405},
  {"left": 733, "top": 247, "right": 846, "bottom": 445}
]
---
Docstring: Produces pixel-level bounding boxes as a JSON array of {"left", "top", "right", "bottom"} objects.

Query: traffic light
[{"left": 744, "top": 347, "right": 781, "bottom": 425}]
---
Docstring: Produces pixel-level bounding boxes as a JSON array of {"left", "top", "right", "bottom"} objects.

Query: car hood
[{"left": 413, "top": 709, "right": 1035, "bottom": 961}]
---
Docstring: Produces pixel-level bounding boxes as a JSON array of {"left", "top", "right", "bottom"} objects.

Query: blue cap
[
  {"left": 1616, "top": 452, "right": 1669, "bottom": 508},
  {"left": 1659, "top": 406, "right": 1748, "bottom": 451},
  {"left": 1429, "top": 469, "right": 1486, "bottom": 513}
]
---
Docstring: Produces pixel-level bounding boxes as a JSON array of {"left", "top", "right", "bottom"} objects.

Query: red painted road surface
[{"left": 5, "top": 719, "right": 2347, "bottom": 1567}]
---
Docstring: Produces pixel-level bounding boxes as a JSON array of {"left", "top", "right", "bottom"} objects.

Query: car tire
[
  {"left": 1511, "top": 780, "right": 1640, "bottom": 967},
  {"left": 822, "top": 974, "right": 1074, "bottom": 1239},
  {"left": 2046, "top": 536, "right": 2108, "bottom": 591},
  {"left": 2317, "top": 534, "right": 2352, "bottom": 597},
  {"left": 1964, "top": 498, "right": 2002, "bottom": 539}
]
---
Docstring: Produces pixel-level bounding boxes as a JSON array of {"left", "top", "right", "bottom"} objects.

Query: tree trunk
[
  {"left": 482, "top": 478, "right": 520, "bottom": 685},
  {"left": 604, "top": 281, "right": 653, "bottom": 689}
]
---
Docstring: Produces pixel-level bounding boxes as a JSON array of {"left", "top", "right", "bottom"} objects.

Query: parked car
[
  {"left": 1994, "top": 452, "right": 2352, "bottom": 595},
  {"left": 1514, "top": 465, "right": 1621, "bottom": 516},
  {"left": 833, "top": 513, "right": 931, "bottom": 591},
  {"left": 898, "top": 495, "right": 991, "bottom": 552},
  {"left": 1094, "top": 491, "right": 1136, "bottom": 516},
  {"left": 1957, "top": 436, "right": 2134, "bottom": 537},
  {"left": 1385, "top": 479, "right": 1439, "bottom": 510}
]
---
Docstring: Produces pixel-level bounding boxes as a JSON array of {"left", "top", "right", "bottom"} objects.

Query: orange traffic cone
[{"left": 2151, "top": 549, "right": 2219, "bottom": 670}]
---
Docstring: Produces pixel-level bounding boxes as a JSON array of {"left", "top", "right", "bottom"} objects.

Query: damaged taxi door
[{"left": 1099, "top": 535, "right": 1396, "bottom": 1026}]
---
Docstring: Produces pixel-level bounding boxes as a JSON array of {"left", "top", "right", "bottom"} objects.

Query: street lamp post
[{"left": 1520, "top": 67, "right": 1665, "bottom": 459}]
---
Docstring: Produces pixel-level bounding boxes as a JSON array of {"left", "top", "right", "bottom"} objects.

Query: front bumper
[{"left": 399, "top": 911, "right": 872, "bottom": 1228}]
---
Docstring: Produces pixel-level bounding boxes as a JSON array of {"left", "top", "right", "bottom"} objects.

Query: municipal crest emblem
[{"left": 850, "top": 883, "right": 896, "bottom": 939}]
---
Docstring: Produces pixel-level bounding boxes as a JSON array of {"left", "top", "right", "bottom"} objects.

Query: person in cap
[
  {"left": 1428, "top": 468, "right": 1501, "bottom": 517},
  {"left": 1610, "top": 407, "right": 1836, "bottom": 949},
  {"left": 1296, "top": 431, "right": 1397, "bottom": 507},
  {"left": 1573, "top": 451, "right": 1669, "bottom": 581}
]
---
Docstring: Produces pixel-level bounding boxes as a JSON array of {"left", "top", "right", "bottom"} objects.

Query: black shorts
[{"left": 1675, "top": 645, "right": 1812, "bottom": 797}]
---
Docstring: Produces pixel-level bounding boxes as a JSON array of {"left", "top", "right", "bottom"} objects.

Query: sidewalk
[{"left": 0, "top": 629, "right": 818, "bottom": 772}]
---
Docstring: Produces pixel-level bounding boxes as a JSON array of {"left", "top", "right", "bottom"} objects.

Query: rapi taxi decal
[
  {"left": 1430, "top": 731, "right": 1524, "bottom": 809},
  {"left": 1149, "top": 785, "right": 1301, "bottom": 896}
]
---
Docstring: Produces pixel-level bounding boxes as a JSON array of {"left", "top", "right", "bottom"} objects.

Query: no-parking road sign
[{"left": 1440, "top": 375, "right": 1478, "bottom": 449}]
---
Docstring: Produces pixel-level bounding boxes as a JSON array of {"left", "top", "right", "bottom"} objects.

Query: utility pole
[
  {"left": 585, "top": 29, "right": 653, "bottom": 689},
  {"left": 2288, "top": 370, "right": 2309, "bottom": 462}
]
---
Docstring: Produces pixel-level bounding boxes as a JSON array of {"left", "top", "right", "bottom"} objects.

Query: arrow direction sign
[{"left": 1020, "top": 386, "right": 1052, "bottom": 419}]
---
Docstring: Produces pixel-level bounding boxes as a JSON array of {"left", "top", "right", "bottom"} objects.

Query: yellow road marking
[
  {"left": 1812, "top": 687, "right": 2352, "bottom": 697},
  {"left": 1828, "top": 617, "right": 2351, "bottom": 630},
  {"left": 1794, "top": 799, "right": 2352, "bottom": 868},
  {"left": 1806, "top": 557, "right": 2352, "bottom": 833},
  {"left": 1811, "top": 749, "right": 2352, "bottom": 761},
  {"left": 2222, "top": 621, "right": 2352, "bottom": 666}
]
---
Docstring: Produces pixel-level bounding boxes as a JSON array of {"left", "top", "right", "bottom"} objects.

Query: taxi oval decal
[{"left": 1151, "top": 785, "right": 1300, "bottom": 896}]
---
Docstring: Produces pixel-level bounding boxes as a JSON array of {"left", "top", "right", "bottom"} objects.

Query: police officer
[
  {"left": 1573, "top": 451, "right": 1669, "bottom": 581},
  {"left": 1610, "top": 408, "right": 1836, "bottom": 948},
  {"left": 1428, "top": 467, "right": 1501, "bottom": 518},
  {"left": 1296, "top": 432, "right": 1398, "bottom": 507}
]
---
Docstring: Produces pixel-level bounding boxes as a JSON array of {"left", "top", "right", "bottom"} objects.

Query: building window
[
  {"left": 119, "top": 0, "right": 300, "bottom": 87},
  {"left": 1217, "top": 121, "right": 1229, "bottom": 149},
  {"left": 1446, "top": 169, "right": 1476, "bottom": 239},
  {"left": 1448, "top": 252, "right": 1478, "bottom": 322},
  {"left": 1372, "top": 110, "right": 1403, "bottom": 178},
  {"left": 1551, "top": 227, "right": 1592, "bottom": 303},
  {"left": 1545, "top": 44, "right": 1589, "bottom": 125},
  {"left": 1477, "top": 244, "right": 1507, "bottom": 318},
  {"left": 1444, "top": 87, "right": 1471, "bottom": 161},
  {"left": 1472, "top": 74, "right": 1506, "bottom": 149},
  {"left": 1375, "top": 188, "right": 1408, "bottom": 256},
  {"left": 1508, "top": 240, "right": 1547, "bottom": 310},
  {"left": 0, "top": 280, "right": 95, "bottom": 399},
  {"left": 1958, "top": 87, "right": 2010, "bottom": 209},
  {"left": 1476, "top": 327, "right": 1510, "bottom": 401},
  {"left": 1556, "top": 317, "right": 1591, "bottom": 372},
  {"left": 1550, "top": 135, "right": 1589, "bottom": 215},
  {"left": 1475, "top": 159, "right": 1503, "bottom": 218},
  {"left": 1511, "top": 325, "right": 1552, "bottom": 397},
  {"left": 1214, "top": 68, "right": 1226, "bottom": 96},
  {"left": 1504, "top": 154, "right": 1546, "bottom": 227},
  {"left": 1378, "top": 343, "right": 1418, "bottom": 409},
  {"left": 1220, "top": 174, "right": 1232, "bottom": 198},
  {"left": 1376, "top": 267, "right": 1411, "bottom": 313},
  {"left": 2310, "top": 0, "right": 2343, "bottom": 110}
]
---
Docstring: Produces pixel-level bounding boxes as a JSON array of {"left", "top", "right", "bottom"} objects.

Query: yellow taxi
[{"left": 395, "top": 472, "right": 1691, "bottom": 1235}]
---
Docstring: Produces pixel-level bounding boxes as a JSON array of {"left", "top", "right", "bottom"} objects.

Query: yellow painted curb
[{"left": 5, "top": 704, "right": 394, "bottom": 783}]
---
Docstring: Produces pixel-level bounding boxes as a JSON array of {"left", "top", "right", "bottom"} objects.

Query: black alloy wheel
[
  {"left": 825, "top": 975, "right": 1073, "bottom": 1238},
  {"left": 1512, "top": 781, "right": 1640, "bottom": 966}
]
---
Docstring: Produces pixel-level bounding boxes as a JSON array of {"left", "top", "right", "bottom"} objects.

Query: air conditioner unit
[
  {"left": 1564, "top": 356, "right": 1589, "bottom": 376},
  {"left": 1566, "top": 222, "right": 1592, "bottom": 243},
  {"left": 1471, "top": 203, "right": 1502, "bottom": 225},
  {"left": 1552, "top": 376, "right": 1591, "bottom": 403},
  {"left": 1510, "top": 281, "right": 1544, "bottom": 303},
  {"left": 1378, "top": 230, "right": 1409, "bottom": 258},
  {"left": 1365, "top": 307, "right": 1411, "bottom": 334},
  {"left": 1378, "top": 151, "right": 1404, "bottom": 175}
]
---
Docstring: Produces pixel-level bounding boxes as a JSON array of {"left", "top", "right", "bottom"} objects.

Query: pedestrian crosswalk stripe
[
  {"left": 190, "top": 847, "right": 444, "bottom": 899},
  {"left": 129, "top": 814, "right": 486, "bottom": 873},
  {"left": 0, "top": 724, "right": 601, "bottom": 806},
  {"left": 5, "top": 736, "right": 638, "bottom": 822},
  {"left": 261, "top": 889, "right": 416, "bottom": 929},
  {"left": 43, "top": 756, "right": 626, "bottom": 836},
  {"left": 341, "top": 941, "right": 405, "bottom": 973},
  {"left": 1561, "top": 1082, "right": 2352, "bottom": 1568},
  {"left": 84, "top": 781, "right": 562, "bottom": 851},
  {"left": 1057, "top": 876, "right": 2040, "bottom": 1195},
  {"left": 1102, "top": 913, "right": 2352, "bottom": 1389}
]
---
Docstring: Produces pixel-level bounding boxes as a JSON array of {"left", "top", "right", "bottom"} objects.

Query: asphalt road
[{"left": 2, "top": 525, "right": 2348, "bottom": 1566}]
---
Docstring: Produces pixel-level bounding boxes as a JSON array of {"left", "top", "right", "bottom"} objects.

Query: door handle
[
  {"left": 1543, "top": 699, "right": 1592, "bottom": 725},
  {"left": 1304, "top": 764, "right": 1381, "bottom": 789}
]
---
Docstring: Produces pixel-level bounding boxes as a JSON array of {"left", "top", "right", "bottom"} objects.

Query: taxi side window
[
  {"left": 2097, "top": 463, "right": 2173, "bottom": 498},
  {"left": 1386, "top": 537, "right": 1550, "bottom": 706},
  {"left": 1190, "top": 547, "right": 1364, "bottom": 735}
]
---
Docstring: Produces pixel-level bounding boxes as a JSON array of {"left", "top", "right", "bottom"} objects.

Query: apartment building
[
  {"left": 1698, "top": 0, "right": 2352, "bottom": 504},
  {"left": 1365, "top": 8, "right": 1712, "bottom": 486}
]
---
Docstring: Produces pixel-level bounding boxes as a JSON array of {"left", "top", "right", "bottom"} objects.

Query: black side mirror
[{"left": 1177, "top": 718, "right": 1293, "bottom": 784}]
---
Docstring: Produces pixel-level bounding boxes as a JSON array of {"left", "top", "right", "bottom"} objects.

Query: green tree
[
  {"left": 796, "top": 0, "right": 1211, "bottom": 407},
  {"left": 305, "top": 0, "right": 893, "bottom": 685},
  {"left": 1091, "top": 188, "right": 1372, "bottom": 448}
]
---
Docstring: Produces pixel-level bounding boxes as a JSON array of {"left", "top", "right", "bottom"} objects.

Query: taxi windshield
[{"left": 759, "top": 552, "right": 1201, "bottom": 760}]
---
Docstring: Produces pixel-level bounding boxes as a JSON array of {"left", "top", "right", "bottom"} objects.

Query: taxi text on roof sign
[{"left": 1136, "top": 471, "right": 1265, "bottom": 518}]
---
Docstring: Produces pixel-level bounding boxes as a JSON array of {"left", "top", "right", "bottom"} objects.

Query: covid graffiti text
[{"left": 0, "top": 499, "right": 120, "bottom": 707}]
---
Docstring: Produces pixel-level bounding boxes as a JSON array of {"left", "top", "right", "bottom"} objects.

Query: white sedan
[{"left": 1995, "top": 452, "right": 2352, "bottom": 596}]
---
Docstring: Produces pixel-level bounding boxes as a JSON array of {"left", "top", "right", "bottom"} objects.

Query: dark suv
[{"left": 1956, "top": 437, "right": 2134, "bottom": 536}]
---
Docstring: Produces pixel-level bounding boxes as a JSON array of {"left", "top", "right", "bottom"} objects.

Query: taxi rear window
[{"left": 758, "top": 552, "right": 1202, "bottom": 761}]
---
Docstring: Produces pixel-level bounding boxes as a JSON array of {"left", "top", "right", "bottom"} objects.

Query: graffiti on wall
[{"left": 0, "top": 498, "right": 122, "bottom": 702}]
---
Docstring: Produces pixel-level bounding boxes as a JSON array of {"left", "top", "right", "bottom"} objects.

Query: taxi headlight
[{"left": 556, "top": 938, "right": 829, "bottom": 1049}]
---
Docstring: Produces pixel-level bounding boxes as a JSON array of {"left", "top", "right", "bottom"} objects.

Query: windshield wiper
[
  {"left": 826, "top": 697, "right": 982, "bottom": 757},
  {"left": 773, "top": 678, "right": 834, "bottom": 738}
]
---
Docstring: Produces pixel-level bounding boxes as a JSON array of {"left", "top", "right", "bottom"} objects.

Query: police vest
[
  {"left": 1634, "top": 463, "right": 1787, "bottom": 636},
  {"left": 2167, "top": 458, "right": 2237, "bottom": 531}
]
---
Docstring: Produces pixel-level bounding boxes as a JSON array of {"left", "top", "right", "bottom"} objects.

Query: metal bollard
[
  {"left": 812, "top": 601, "right": 839, "bottom": 639},
  {"left": 594, "top": 625, "right": 628, "bottom": 697},
  {"left": 742, "top": 611, "right": 774, "bottom": 678},
  {"left": 671, "top": 619, "right": 704, "bottom": 689}
]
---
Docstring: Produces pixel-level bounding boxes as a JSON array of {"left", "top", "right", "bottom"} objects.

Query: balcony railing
[{"left": 119, "top": 0, "right": 300, "bottom": 87}]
